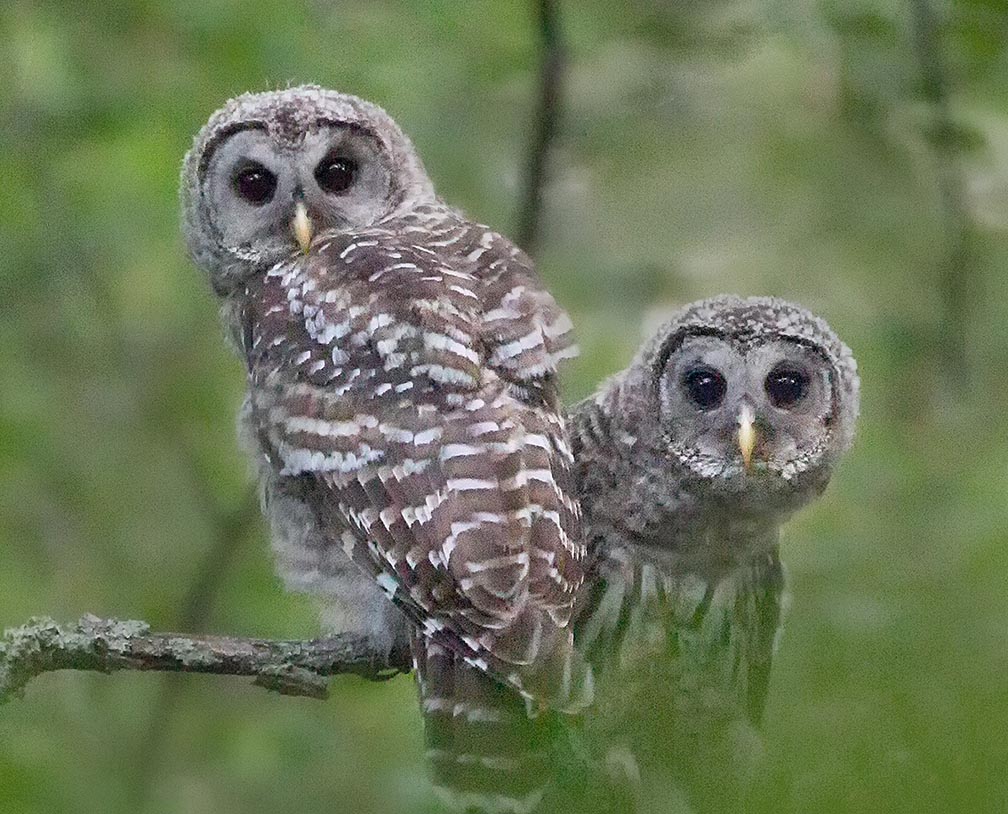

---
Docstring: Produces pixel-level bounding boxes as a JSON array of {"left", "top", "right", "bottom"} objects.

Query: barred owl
[
  {"left": 180, "top": 86, "right": 589, "bottom": 722},
  {"left": 562, "top": 295, "right": 860, "bottom": 811},
  {"left": 421, "top": 296, "right": 860, "bottom": 813}
]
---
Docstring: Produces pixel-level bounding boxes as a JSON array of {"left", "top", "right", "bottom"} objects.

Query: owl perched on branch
[{"left": 181, "top": 86, "right": 589, "bottom": 717}]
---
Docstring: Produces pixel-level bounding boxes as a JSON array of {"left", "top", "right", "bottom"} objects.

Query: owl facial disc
[
  {"left": 640, "top": 296, "right": 860, "bottom": 493},
  {"left": 181, "top": 85, "right": 437, "bottom": 294}
]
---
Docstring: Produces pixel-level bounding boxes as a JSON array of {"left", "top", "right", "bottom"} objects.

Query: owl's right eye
[
  {"left": 682, "top": 365, "right": 727, "bottom": 410},
  {"left": 233, "top": 163, "right": 277, "bottom": 205}
]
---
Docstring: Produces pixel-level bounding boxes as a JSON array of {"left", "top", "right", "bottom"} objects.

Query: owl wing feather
[
  {"left": 244, "top": 224, "right": 587, "bottom": 708},
  {"left": 476, "top": 229, "right": 578, "bottom": 385}
]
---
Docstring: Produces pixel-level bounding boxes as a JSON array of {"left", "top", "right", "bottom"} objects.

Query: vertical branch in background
[
  {"left": 128, "top": 470, "right": 260, "bottom": 808},
  {"left": 516, "top": 0, "right": 566, "bottom": 256},
  {"left": 910, "top": 0, "right": 974, "bottom": 384},
  {"left": 170, "top": 482, "right": 261, "bottom": 634}
]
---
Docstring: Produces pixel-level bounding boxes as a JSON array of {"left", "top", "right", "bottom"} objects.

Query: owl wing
[
  {"left": 473, "top": 226, "right": 578, "bottom": 386},
  {"left": 244, "top": 228, "right": 587, "bottom": 708}
]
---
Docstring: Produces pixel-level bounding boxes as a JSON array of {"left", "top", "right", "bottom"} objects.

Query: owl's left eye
[
  {"left": 315, "top": 153, "right": 358, "bottom": 195},
  {"left": 765, "top": 364, "right": 810, "bottom": 408}
]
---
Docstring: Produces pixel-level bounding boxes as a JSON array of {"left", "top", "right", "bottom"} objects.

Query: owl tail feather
[{"left": 415, "top": 636, "right": 561, "bottom": 814}]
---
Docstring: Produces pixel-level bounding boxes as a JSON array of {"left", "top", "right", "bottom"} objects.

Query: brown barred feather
[{"left": 243, "top": 214, "right": 589, "bottom": 711}]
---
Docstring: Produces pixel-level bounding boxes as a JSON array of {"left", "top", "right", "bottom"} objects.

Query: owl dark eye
[
  {"left": 315, "top": 153, "right": 358, "bottom": 195},
  {"left": 682, "top": 365, "right": 727, "bottom": 410},
  {"left": 765, "top": 364, "right": 810, "bottom": 408},
  {"left": 233, "top": 163, "right": 277, "bottom": 205}
]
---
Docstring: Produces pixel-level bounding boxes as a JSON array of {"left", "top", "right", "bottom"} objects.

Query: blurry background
[{"left": 2, "top": 1, "right": 1007, "bottom": 811}]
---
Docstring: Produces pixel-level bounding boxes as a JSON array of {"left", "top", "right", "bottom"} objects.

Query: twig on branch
[
  {"left": 0, "top": 615, "right": 410, "bottom": 705},
  {"left": 515, "top": 0, "right": 566, "bottom": 255}
]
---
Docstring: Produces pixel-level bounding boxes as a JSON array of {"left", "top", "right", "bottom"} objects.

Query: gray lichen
[{"left": 1, "top": 615, "right": 409, "bottom": 704}]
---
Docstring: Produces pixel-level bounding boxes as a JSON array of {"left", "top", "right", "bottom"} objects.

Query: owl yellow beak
[
  {"left": 737, "top": 404, "right": 757, "bottom": 472},
  {"left": 292, "top": 201, "right": 313, "bottom": 254}
]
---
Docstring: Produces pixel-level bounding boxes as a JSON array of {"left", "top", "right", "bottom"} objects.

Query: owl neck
[{"left": 569, "top": 381, "right": 785, "bottom": 566}]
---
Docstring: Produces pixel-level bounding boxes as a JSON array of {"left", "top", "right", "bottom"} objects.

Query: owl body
[
  {"left": 563, "top": 545, "right": 785, "bottom": 813},
  {"left": 241, "top": 208, "right": 583, "bottom": 672},
  {"left": 182, "top": 87, "right": 586, "bottom": 708},
  {"left": 546, "top": 296, "right": 860, "bottom": 812},
  {"left": 572, "top": 539, "right": 784, "bottom": 727}
]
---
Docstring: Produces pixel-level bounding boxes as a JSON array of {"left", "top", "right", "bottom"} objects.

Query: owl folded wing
[
  {"left": 470, "top": 227, "right": 578, "bottom": 384},
  {"left": 244, "top": 231, "right": 589, "bottom": 709}
]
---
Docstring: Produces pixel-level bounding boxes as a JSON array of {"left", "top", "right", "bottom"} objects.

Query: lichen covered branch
[{"left": 0, "top": 615, "right": 411, "bottom": 704}]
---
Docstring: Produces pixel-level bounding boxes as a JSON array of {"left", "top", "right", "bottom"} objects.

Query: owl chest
[{"left": 580, "top": 562, "right": 770, "bottom": 758}]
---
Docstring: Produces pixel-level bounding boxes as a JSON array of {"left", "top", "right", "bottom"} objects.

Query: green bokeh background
[{"left": 2, "top": 1, "right": 1007, "bottom": 812}]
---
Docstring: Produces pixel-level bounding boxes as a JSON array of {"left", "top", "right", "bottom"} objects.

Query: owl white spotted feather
[{"left": 181, "top": 86, "right": 590, "bottom": 717}]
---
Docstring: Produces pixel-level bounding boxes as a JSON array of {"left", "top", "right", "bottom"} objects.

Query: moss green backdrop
[{"left": 1, "top": 1, "right": 1007, "bottom": 811}]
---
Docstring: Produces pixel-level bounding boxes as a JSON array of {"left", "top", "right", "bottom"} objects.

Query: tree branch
[
  {"left": 515, "top": 0, "right": 566, "bottom": 255},
  {"left": 910, "top": 0, "right": 974, "bottom": 384},
  {"left": 0, "top": 615, "right": 411, "bottom": 705}
]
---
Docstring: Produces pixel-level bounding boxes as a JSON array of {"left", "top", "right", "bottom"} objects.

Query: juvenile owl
[
  {"left": 180, "top": 86, "right": 587, "bottom": 711},
  {"left": 421, "top": 296, "right": 860, "bottom": 813},
  {"left": 572, "top": 295, "right": 860, "bottom": 559},
  {"left": 565, "top": 295, "right": 860, "bottom": 811}
]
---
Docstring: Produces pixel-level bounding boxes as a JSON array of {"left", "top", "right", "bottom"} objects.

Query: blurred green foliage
[{"left": 1, "top": 1, "right": 1007, "bottom": 812}]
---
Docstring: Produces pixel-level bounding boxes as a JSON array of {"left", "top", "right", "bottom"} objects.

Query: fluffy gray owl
[
  {"left": 180, "top": 86, "right": 587, "bottom": 714},
  {"left": 573, "top": 295, "right": 859, "bottom": 559},
  {"left": 566, "top": 295, "right": 860, "bottom": 811},
  {"left": 424, "top": 296, "right": 860, "bottom": 813}
]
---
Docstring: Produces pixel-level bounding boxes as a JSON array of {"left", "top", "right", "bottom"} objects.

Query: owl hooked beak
[
  {"left": 737, "top": 403, "right": 757, "bottom": 472},
  {"left": 292, "top": 200, "right": 314, "bottom": 253}
]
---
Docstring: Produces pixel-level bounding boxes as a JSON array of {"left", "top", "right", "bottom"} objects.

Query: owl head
[
  {"left": 610, "top": 296, "right": 859, "bottom": 509},
  {"left": 180, "top": 85, "right": 436, "bottom": 295}
]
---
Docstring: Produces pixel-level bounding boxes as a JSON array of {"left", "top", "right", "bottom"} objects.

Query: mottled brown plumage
[
  {"left": 243, "top": 215, "right": 585, "bottom": 698},
  {"left": 182, "top": 87, "right": 589, "bottom": 717}
]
